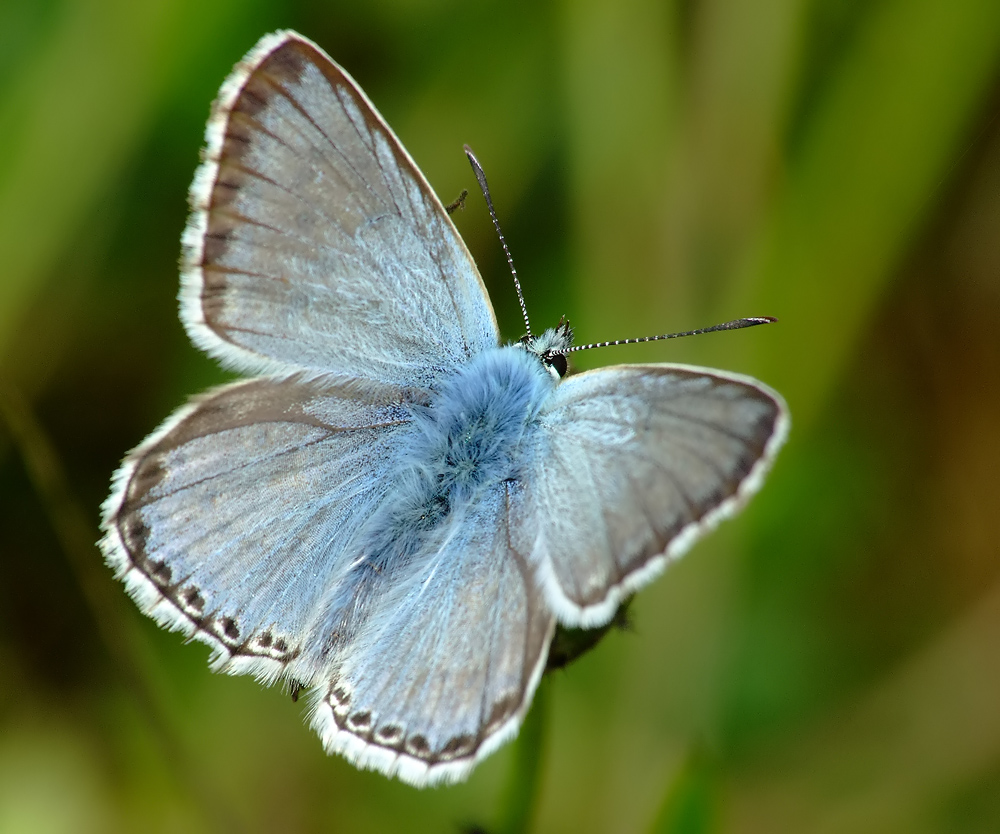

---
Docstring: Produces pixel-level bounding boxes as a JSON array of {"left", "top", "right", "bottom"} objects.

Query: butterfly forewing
[
  {"left": 182, "top": 31, "right": 499, "bottom": 389},
  {"left": 516, "top": 365, "right": 789, "bottom": 627}
]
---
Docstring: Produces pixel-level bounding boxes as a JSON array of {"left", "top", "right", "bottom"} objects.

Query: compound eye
[{"left": 546, "top": 352, "right": 568, "bottom": 378}]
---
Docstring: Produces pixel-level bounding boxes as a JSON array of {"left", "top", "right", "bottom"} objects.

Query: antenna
[
  {"left": 464, "top": 145, "right": 532, "bottom": 338},
  {"left": 566, "top": 316, "right": 777, "bottom": 353}
]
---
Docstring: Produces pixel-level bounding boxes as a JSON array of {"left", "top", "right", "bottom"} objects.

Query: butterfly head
[{"left": 519, "top": 318, "right": 573, "bottom": 379}]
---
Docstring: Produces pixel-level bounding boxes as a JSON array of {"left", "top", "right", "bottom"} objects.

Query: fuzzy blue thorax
[
  {"left": 393, "top": 324, "right": 574, "bottom": 523},
  {"left": 360, "top": 340, "right": 564, "bottom": 567},
  {"left": 401, "top": 342, "right": 557, "bottom": 516}
]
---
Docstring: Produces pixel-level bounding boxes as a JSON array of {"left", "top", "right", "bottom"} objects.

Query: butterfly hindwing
[
  {"left": 101, "top": 377, "right": 416, "bottom": 682},
  {"left": 514, "top": 364, "right": 789, "bottom": 627},
  {"left": 311, "top": 484, "right": 555, "bottom": 786},
  {"left": 182, "top": 31, "right": 499, "bottom": 388}
]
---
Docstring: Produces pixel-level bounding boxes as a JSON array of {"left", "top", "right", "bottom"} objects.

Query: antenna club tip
[
  {"left": 735, "top": 316, "right": 778, "bottom": 328},
  {"left": 728, "top": 316, "right": 778, "bottom": 331}
]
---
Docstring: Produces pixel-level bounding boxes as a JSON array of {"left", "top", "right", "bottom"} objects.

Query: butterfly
[{"left": 100, "top": 30, "right": 789, "bottom": 787}]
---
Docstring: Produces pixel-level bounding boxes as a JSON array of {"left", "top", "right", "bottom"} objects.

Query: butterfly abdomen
[{"left": 415, "top": 346, "right": 554, "bottom": 495}]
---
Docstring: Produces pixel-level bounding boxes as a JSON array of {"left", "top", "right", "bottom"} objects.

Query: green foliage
[
  {"left": 2, "top": 1, "right": 1000, "bottom": 831},
  {"left": 650, "top": 747, "right": 718, "bottom": 834}
]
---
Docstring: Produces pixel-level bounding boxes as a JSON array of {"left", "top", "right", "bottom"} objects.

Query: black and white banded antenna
[
  {"left": 566, "top": 316, "right": 778, "bottom": 354},
  {"left": 464, "top": 145, "right": 532, "bottom": 339},
  {"left": 463, "top": 146, "right": 777, "bottom": 354}
]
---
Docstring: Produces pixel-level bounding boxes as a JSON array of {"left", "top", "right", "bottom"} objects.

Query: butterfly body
[
  {"left": 101, "top": 30, "right": 788, "bottom": 786},
  {"left": 313, "top": 340, "right": 557, "bottom": 655}
]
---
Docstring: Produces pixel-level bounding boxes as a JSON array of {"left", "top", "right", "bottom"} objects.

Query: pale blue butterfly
[{"left": 100, "top": 30, "right": 789, "bottom": 787}]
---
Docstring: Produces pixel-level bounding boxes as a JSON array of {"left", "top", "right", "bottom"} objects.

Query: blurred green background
[{"left": 2, "top": 0, "right": 999, "bottom": 832}]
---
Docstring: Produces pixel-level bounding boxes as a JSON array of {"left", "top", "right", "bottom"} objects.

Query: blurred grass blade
[
  {"left": 730, "top": 0, "right": 1000, "bottom": 426},
  {"left": 495, "top": 677, "right": 550, "bottom": 834},
  {"left": 559, "top": 0, "right": 679, "bottom": 345},
  {"left": 0, "top": 0, "right": 242, "bottom": 368},
  {"left": 0, "top": 376, "right": 242, "bottom": 832},
  {"left": 724, "top": 580, "right": 1000, "bottom": 832},
  {"left": 649, "top": 747, "right": 718, "bottom": 834}
]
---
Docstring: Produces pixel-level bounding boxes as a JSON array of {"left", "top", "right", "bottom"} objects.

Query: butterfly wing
[
  {"left": 513, "top": 364, "right": 789, "bottom": 627},
  {"left": 100, "top": 377, "right": 416, "bottom": 683},
  {"left": 182, "top": 31, "right": 499, "bottom": 388},
  {"left": 311, "top": 484, "right": 554, "bottom": 786}
]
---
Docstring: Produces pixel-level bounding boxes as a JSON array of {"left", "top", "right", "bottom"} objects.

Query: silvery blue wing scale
[{"left": 100, "top": 30, "right": 789, "bottom": 787}]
